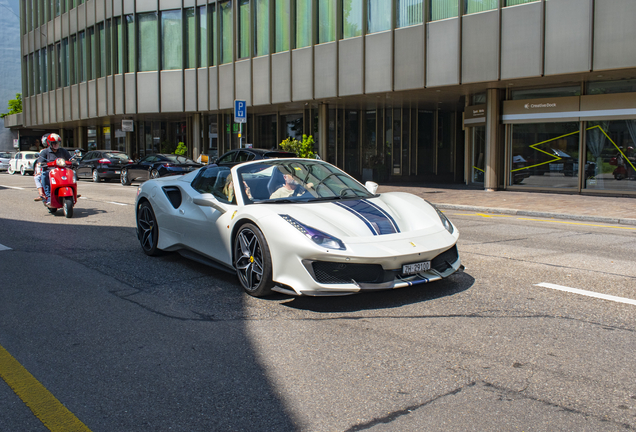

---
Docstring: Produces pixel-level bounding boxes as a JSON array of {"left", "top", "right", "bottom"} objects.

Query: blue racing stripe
[{"left": 335, "top": 200, "right": 400, "bottom": 235}]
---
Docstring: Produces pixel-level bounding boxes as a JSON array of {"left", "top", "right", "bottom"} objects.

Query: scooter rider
[{"left": 38, "top": 133, "right": 71, "bottom": 206}]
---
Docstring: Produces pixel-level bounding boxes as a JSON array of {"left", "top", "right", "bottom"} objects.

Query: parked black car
[
  {"left": 211, "top": 148, "right": 296, "bottom": 167},
  {"left": 76, "top": 150, "right": 133, "bottom": 182},
  {"left": 121, "top": 154, "right": 203, "bottom": 185}
]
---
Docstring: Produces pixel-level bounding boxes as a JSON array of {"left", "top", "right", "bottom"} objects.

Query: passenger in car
[{"left": 222, "top": 173, "right": 253, "bottom": 203}]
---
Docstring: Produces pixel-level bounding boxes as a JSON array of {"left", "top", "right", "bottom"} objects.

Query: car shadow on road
[{"left": 279, "top": 271, "right": 475, "bottom": 313}]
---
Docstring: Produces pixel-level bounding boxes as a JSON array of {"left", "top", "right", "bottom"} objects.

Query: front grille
[
  {"left": 312, "top": 262, "right": 384, "bottom": 284},
  {"left": 431, "top": 245, "right": 459, "bottom": 273}
]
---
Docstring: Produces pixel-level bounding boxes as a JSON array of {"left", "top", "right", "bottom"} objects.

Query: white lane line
[
  {"left": 0, "top": 244, "right": 12, "bottom": 251},
  {"left": 536, "top": 282, "right": 636, "bottom": 306},
  {"left": 0, "top": 185, "right": 25, "bottom": 190},
  {"left": 106, "top": 201, "right": 128, "bottom": 206}
]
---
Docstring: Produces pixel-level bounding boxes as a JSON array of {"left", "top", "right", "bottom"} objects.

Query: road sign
[{"left": 234, "top": 100, "right": 247, "bottom": 123}]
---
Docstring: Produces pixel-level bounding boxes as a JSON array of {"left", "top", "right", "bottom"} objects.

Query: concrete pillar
[
  {"left": 318, "top": 103, "right": 328, "bottom": 159},
  {"left": 192, "top": 113, "right": 201, "bottom": 162},
  {"left": 76, "top": 126, "right": 85, "bottom": 150},
  {"left": 484, "top": 88, "right": 501, "bottom": 191}
]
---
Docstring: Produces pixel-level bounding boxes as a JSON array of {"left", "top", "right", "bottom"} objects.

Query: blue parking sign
[{"left": 234, "top": 100, "right": 247, "bottom": 123}]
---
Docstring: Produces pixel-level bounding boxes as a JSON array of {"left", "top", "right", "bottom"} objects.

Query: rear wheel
[
  {"left": 137, "top": 201, "right": 161, "bottom": 256},
  {"left": 150, "top": 169, "right": 160, "bottom": 179},
  {"left": 63, "top": 197, "right": 74, "bottom": 218},
  {"left": 234, "top": 223, "right": 273, "bottom": 297},
  {"left": 121, "top": 168, "right": 132, "bottom": 186},
  {"left": 92, "top": 169, "right": 100, "bottom": 182},
  {"left": 8, "top": 166, "right": 14, "bottom": 175}
]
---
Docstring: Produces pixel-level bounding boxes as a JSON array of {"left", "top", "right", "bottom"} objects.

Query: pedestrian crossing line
[
  {"left": 535, "top": 282, "right": 636, "bottom": 306},
  {"left": 0, "top": 344, "right": 92, "bottom": 432}
]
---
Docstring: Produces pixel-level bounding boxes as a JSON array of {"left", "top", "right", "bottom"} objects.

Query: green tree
[
  {"left": 175, "top": 142, "right": 187, "bottom": 156},
  {"left": 279, "top": 134, "right": 316, "bottom": 158},
  {"left": 0, "top": 94, "right": 22, "bottom": 118}
]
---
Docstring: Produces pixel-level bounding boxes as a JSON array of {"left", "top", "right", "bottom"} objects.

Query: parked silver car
[{"left": 0, "top": 151, "right": 13, "bottom": 171}]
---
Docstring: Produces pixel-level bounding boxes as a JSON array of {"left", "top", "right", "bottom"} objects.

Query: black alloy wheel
[
  {"left": 137, "top": 201, "right": 161, "bottom": 256},
  {"left": 234, "top": 223, "right": 274, "bottom": 297}
]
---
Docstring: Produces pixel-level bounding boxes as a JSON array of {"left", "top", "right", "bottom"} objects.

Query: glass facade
[
  {"left": 368, "top": 0, "right": 391, "bottom": 33},
  {"left": 161, "top": 10, "right": 182, "bottom": 70},
  {"left": 198, "top": 6, "right": 208, "bottom": 67},
  {"left": 296, "top": 0, "right": 312, "bottom": 47},
  {"left": 317, "top": 0, "right": 335, "bottom": 43},
  {"left": 125, "top": 15, "right": 135, "bottom": 72},
  {"left": 397, "top": 0, "right": 422, "bottom": 28},
  {"left": 78, "top": 30, "right": 85, "bottom": 82},
  {"left": 275, "top": 0, "right": 290, "bottom": 52},
  {"left": 506, "top": 0, "right": 538, "bottom": 5},
  {"left": 238, "top": 0, "right": 250, "bottom": 58},
  {"left": 430, "top": 0, "right": 458, "bottom": 21},
  {"left": 342, "top": 0, "right": 362, "bottom": 38},
  {"left": 585, "top": 121, "right": 636, "bottom": 192},
  {"left": 138, "top": 12, "right": 158, "bottom": 72},
  {"left": 220, "top": 1, "right": 233, "bottom": 64},
  {"left": 254, "top": 0, "right": 269, "bottom": 56},
  {"left": 185, "top": 8, "right": 196, "bottom": 68},
  {"left": 465, "top": 0, "right": 497, "bottom": 14}
]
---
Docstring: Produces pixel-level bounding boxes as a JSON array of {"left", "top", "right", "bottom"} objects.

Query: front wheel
[
  {"left": 137, "top": 201, "right": 161, "bottom": 256},
  {"left": 8, "top": 166, "right": 14, "bottom": 175},
  {"left": 150, "top": 169, "right": 160, "bottom": 179},
  {"left": 63, "top": 197, "right": 74, "bottom": 218},
  {"left": 20, "top": 165, "right": 26, "bottom": 175},
  {"left": 234, "top": 223, "right": 274, "bottom": 297}
]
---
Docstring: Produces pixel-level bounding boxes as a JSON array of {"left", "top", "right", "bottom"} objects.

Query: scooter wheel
[{"left": 63, "top": 197, "right": 74, "bottom": 218}]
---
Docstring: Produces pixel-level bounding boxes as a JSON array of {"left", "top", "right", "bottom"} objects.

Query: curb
[{"left": 433, "top": 203, "right": 636, "bottom": 227}]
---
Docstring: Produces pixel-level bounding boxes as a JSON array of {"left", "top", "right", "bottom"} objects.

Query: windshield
[
  {"left": 236, "top": 159, "right": 374, "bottom": 204},
  {"left": 163, "top": 154, "right": 196, "bottom": 164}
]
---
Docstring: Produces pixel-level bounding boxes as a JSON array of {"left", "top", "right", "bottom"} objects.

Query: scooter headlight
[{"left": 56, "top": 158, "right": 66, "bottom": 167}]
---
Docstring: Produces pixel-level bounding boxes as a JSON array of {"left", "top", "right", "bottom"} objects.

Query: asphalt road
[{"left": 1, "top": 172, "right": 635, "bottom": 431}]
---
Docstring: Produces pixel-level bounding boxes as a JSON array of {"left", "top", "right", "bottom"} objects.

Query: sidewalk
[{"left": 378, "top": 184, "right": 636, "bottom": 226}]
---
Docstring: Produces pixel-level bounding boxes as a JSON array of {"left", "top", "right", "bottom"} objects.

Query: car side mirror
[
  {"left": 193, "top": 193, "right": 227, "bottom": 214},
  {"left": 364, "top": 181, "right": 379, "bottom": 194}
]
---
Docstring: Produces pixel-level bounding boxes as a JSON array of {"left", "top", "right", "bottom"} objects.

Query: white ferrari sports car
[{"left": 135, "top": 158, "right": 463, "bottom": 297}]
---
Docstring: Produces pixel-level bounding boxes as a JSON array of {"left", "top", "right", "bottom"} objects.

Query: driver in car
[{"left": 270, "top": 173, "right": 313, "bottom": 199}]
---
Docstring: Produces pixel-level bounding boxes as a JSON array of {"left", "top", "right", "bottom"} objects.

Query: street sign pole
[{"left": 234, "top": 100, "right": 247, "bottom": 148}]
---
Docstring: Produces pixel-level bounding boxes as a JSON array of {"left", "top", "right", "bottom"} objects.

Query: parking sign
[{"left": 234, "top": 100, "right": 247, "bottom": 123}]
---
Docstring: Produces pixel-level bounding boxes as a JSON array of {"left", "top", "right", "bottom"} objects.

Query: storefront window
[
  {"left": 256, "top": 115, "right": 277, "bottom": 149},
  {"left": 472, "top": 126, "right": 485, "bottom": 183},
  {"left": 87, "top": 128, "right": 97, "bottom": 150},
  {"left": 584, "top": 121, "right": 636, "bottom": 192},
  {"left": 342, "top": 0, "right": 361, "bottom": 38},
  {"left": 510, "top": 85, "right": 580, "bottom": 100},
  {"left": 275, "top": 0, "right": 290, "bottom": 52},
  {"left": 368, "top": 0, "right": 391, "bottom": 33},
  {"left": 510, "top": 122, "right": 579, "bottom": 189},
  {"left": 396, "top": 0, "right": 422, "bottom": 28},
  {"left": 586, "top": 79, "right": 636, "bottom": 95},
  {"left": 430, "top": 0, "right": 458, "bottom": 21},
  {"left": 344, "top": 110, "right": 359, "bottom": 178},
  {"left": 464, "top": 0, "right": 497, "bottom": 14}
]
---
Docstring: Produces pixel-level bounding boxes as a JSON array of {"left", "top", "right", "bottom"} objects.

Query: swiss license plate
[
  {"left": 402, "top": 261, "right": 431, "bottom": 275},
  {"left": 115, "top": 170, "right": 121, "bottom": 174}
]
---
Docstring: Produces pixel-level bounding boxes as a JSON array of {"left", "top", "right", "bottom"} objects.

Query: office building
[{"left": 18, "top": 0, "right": 636, "bottom": 195}]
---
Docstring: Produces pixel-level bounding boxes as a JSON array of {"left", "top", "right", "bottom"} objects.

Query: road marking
[
  {"left": 0, "top": 185, "right": 25, "bottom": 190},
  {"left": 106, "top": 201, "right": 128, "bottom": 206},
  {"left": 0, "top": 344, "right": 92, "bottom": 432},
  {"left": 536, "top": 282, "right": 636, "bottom": 306},
  {"left": 518, "top": 217, "right": 636, "bottom": 231},
  {"left": 0, "top": 243, "right": 11, "bottom": 251}
]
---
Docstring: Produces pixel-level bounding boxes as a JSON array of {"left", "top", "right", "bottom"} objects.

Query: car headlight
[
  {"left": 435, "top": 208, "right": 454, "bottom": 234},
  {"left": 280, "top": 214, "right": 346, "bottom": 250}
]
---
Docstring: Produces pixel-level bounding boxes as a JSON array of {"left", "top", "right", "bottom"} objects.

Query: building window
[
  {"left": 254, "top": 0, "right": 269, "bottom": 56},
  {"left": 41, "top": 48, "right": 47, "bottom": 92},
  {"left": 587, "top": 79, "right": 636, "bottom": 95},
  {"left": 78, "top": 30, "right": 86, "bottom": 82},
  {"left": 368, "top": 0, "right": 391, "bottom": 33},
  {"left": 197, "top": 6, "right": 208, "bottom": 67},
  {"left": 396, "top": 0, "right": 422, "bottom": 27},
  {"left": 69, "top": 34, "right": 76, "bottom": 84},
  {"left": 585, "top": 121, "right": 636, "bottom": 191},
  {"left": 342, "top": 0, "right": 362, "bottom": 38},
  {"left": 27, "top": 55, "right": 33, "bottom": 96},
  {"left": 54, "top": 0, "right": 60, "bottom": 17},
  {"left": 505, "top": 0, "right": 538, "bottom": 5},
  {"left": 318, "top": 0, "right": 335, "bottom": 43},
  {"left": 138, "top": 12, "right": 158, "bottom": 72},
  {"left": 34, "top": 50, "right": 41, "bottom": 94},
  {"left": 238, "top": 0, "right": 250, "bottom": 58},
  {"left": 125, "top": 14, "right": 135, "bottom": 72},
  {"left": 62, "top": 37, "right": 69, "bottom": 86},
  {"left": 296, "top": 0, "right": 311, "bottom": 47},
  {"left": 210, "top": 4, "right": 217, "bottom": 65},
  {"left": 185, "top": 8, "right": 196, "bottom": 68},
  {"left": 97, "top": 22, "right": 105, "bottom": 78},
  {"left": 48, "top": 45, "right": 55, "bottom": 89},
  {"left": 105, "top": 20, "right": 112, "bottom": 75},
  {"left": 275, "top": 0, "right": 290, "bottom": 52},
  {"left": 161, "top": 10, "right": 182, "bottom": 70},
  {"left": 220, "top": 1, "right": 233, "bottom": 64},
  {"left": 87, "top": 26, "right": 95, "bottom": 79},
  {"left": 430, "top": 0, "right": 458, "bottom": 21},
  {"left": 114, "top": 17, "right": 122, "bottom": 74},
  {"left": 55, "top": 42, "right": 61, "bottom": 88},
  {"left": 510, "top": 85, "right": 581, "bottom": 100},
  {"left": 464, "top": 0, "right": 497, "bottom": 14}
]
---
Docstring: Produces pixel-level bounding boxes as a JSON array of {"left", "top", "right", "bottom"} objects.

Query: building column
[
  {"left": 484, "top": 88, "right": 502, "bottom": 191},
  {"left": 192, "top": 113, "right": 201, "bottom": 162},
  {"left": 318, "top": 103, "right": 328, "bottom": 159},
  {"left": 76, "top": 126, "right": 85, "bottom": 150}
]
